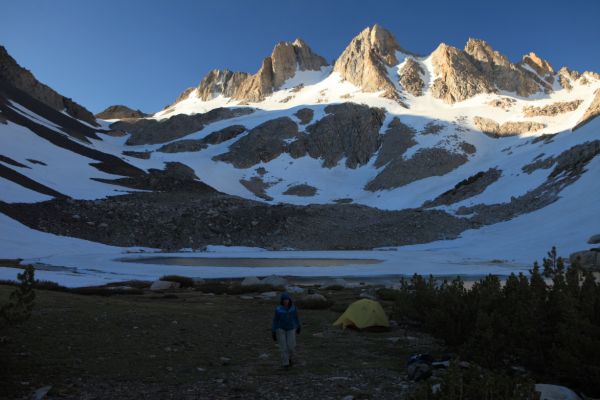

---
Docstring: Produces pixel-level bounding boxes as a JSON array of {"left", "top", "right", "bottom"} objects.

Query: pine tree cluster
[{"left": 395, "top": 247, "right": 600, "bottom": 396}]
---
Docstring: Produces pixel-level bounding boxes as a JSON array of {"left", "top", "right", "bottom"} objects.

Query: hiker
[{"left": 271, "top": 292, "right": 301, "bottom": 368}]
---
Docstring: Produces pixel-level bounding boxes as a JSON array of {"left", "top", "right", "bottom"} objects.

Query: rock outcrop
[
  {"left": 213, "top": 117, "right": 300, "bottom": 168},
  {"left": 573, "top": 89, "right": 600, "bottom": 131},
  {"left": 473, "top": 116, "right": 545, "bottom": 138},
  {"left": 430, "top": 43, "right": 495, "bottom": 103},
  {"left": 295, "top": 103, "right": 386, "bottom": 168},
  {"left": 521, "top": 52, "right": 554, "bottom": 82},
  {"left": 294, "top": 107, "right": 314, "bottom": 125},
  {"left": 96, "top": 105, "right": 147, "bottom": 120},
  {"left": 558, "top": 67, "right": 581, "bottom": 90},
  {"left": 333, "top": 24, "right": 409, "bottom": 103},
  {"left": 487, "top": 97, "right": 516, "bottom": 110},
  {"left": 180, "top": 38, "right": 328, "bottom": 104},
  {"left": 399, "top": 57, "right": 425, "bottom": 96},
  {"left": 374, "top": 118, "right": 416, "bottom": 168},
  {"left": 423, "top": 168, "right": 502, "bottom": 208},
  {"left": 430, "top": 39, "right": 552, "bottom": 104},
  {"left": 113, "top": 108, "right": 253, "bottom": 145},
  {"left": 366, "top": 147, "right": 468, "bottom": 191},
  {"left": 196, "top": 69, "right": 252, "bottom": 101},
  {"left": 0, "top": 46, "right": 98, "bottom": 126},
  {"left": 522, "top": 100, "right": 583, "bottom": 117},
  {"left": 240, "top": 177, "right": 274, "bottom": 201},
  {"left": 283, "top": 184, "right": 317, "bottom": 197},
  {"left": 157, "top": 125, "right": 246, "bottom": 153}
]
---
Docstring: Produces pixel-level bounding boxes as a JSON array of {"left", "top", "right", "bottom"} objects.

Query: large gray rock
[
  {"left": 241, "top": 276, "right": 261, "bottom": 286},
  {"left": 261, "top": 275, "right": 288, "bottom": 288},
  {"left": 282, "top": 184, "right": 317, "bottom": 197},
  {"left": 569, "top": 250, "right": 600, "bottom": 271},
  {"left": 297, "top": 293, "right": 329, "bottom": 309},
  {"left": 150, "top": 280, "right": 181, "bottom": 291}
]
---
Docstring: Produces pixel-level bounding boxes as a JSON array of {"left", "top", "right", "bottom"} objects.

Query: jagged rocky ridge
[
  {"left": 170, "top": 38, "right": 328, "bottom": 105},
  {"left": 0, "top": 46, "right": 98, "bottom": 126}
]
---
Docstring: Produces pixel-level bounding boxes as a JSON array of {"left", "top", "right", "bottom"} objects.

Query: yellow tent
[{"left": 333, "top": 299, "right": 390, "bottom": 330}]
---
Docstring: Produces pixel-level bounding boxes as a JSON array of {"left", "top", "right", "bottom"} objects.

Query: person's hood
[{"left": 280, "top": 292, "right": 292, "bottom": 306}]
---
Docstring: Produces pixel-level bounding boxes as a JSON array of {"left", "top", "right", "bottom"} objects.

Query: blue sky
[{"left": 1, "top": 0, "right": 599, "bottom": 113}]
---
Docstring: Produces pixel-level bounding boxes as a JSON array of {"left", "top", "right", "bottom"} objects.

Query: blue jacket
[{"left": 272, "top": 293, "right": 300, "bottom": 332}]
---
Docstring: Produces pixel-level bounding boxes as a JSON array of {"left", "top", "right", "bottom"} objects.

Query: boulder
[
  {"left": 260, "top": 291, "right": 278, "bottom": 299},
  {"left": 569, "top": 250, "right": 600, "bottom": 271},
  {"left": 241, "top": 276, "right": 261, "bottom": 286},
  {"left": 261, "top": 275, "right": 288, "bottom": 288},
  {"left": 282, "top": 184, "right": 317, "bottom": 197},
  {"left": 285, "top": 285, "right": 305, "bottom": 294},
  {"left": 150, "top": 280, "right": 181, "bottom": 291},
  {"left": 297, "top": 293, "right": 329, "bottom": 309}
]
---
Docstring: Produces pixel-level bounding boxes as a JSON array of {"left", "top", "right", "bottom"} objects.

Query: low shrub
[{"left": 376, "top": 288, "right": 402, "bottom": 301}]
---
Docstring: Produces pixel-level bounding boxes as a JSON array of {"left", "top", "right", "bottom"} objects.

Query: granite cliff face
[
  {"left": 176, "top": 38, "right": 328, "bottom": 104},
  {"left": 429, "top": 39, "right": 553, "bottom": 104},
  {"left": 0, "top": 46, "right": 98, "bottom": 126},
  {"left": 333, "top": 24, "right": 408, "bottom": 103}
]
